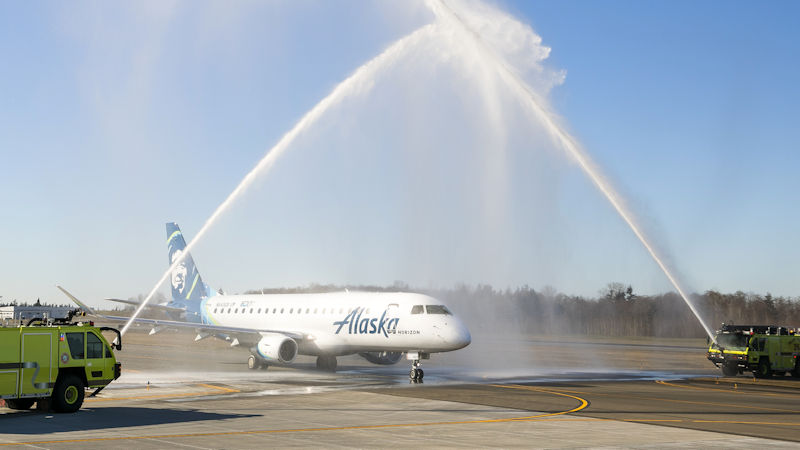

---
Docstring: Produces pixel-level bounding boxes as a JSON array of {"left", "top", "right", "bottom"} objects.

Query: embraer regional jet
[{"left": 59, "top": 223, "right": 470, "bottom": 382}]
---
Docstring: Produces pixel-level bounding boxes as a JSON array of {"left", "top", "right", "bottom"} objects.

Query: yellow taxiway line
[
  {"left": 6, "top": 382, "right": 799, "bottom": 447},
  {"left": 512, "top": 382, "right": 800, "bottom": 414},
  {"left": 655, "top": 379, "right": 800, "bottom": 399},
  {"left": 0, "top": 384, "right": 587, "bottom": 446},
  {"left": 85, "top": 383, "right": 240, "bottom": 403}
]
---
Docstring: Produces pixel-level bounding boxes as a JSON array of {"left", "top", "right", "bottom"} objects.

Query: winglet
[{"left": 56, "top": 286, "right": 97, "bottom": 315}]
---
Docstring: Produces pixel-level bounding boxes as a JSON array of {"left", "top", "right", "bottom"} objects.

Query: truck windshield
[{"left": 711, "top": 333, "right": 748, "bottom": 351}]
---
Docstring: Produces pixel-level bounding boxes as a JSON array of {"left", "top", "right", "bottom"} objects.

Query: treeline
[
  {"left": 433, "top": 283, "right": 800, "bottom": 338},
  {"left": 245, "top": 282, "right": 800, "bottom": 338},
  {"left": 0, "top": 300, "right": 71, "bottom": 308}
]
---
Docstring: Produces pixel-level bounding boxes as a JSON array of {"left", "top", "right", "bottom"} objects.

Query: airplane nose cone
[{"left": 450, "top": 320, "right": 471, "bottom": 350}]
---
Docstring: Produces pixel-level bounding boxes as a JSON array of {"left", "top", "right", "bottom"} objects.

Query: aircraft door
[{"left": 385, "top": 303, "right": 400, "bottom": 336}]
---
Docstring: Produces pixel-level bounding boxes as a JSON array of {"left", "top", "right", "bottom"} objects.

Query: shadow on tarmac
[{"left": 0, "top": 406, "right": 257, "bottom": 434}]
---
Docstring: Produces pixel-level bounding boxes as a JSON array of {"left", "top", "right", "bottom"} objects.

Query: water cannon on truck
[
  {"left": 707, "top": 323, "right": 800, "bottom": 378},
  {"left": 1, "top": 309, "right": 121, "bottom": 413}
]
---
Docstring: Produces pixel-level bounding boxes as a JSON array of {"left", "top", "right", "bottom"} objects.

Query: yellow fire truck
[
  {"left": 707, "top": 324, "right": 800, "bottom": 378},
  {"left": 1, "top": 318, "right": 121, "bottom": 412}
]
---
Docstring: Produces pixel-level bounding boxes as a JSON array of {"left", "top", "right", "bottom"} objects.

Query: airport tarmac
[{"left": 2, "top": 328, "right": 800, "bottom": 448}]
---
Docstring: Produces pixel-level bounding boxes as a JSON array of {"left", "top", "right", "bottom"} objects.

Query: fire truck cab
[
  {"left": 1, "top": 321, "right": 121, "bottom": 412},
  {"left": 707, "top": 324, "right": 800, "bottom": 378}
]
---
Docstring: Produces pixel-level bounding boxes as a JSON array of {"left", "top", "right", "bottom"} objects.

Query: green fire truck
[
  {"left": 707, "top": 324, "right": 800, "bottom": 378},
  {"left": 1, "top": 318, "right": 121, "bottom": 412}
]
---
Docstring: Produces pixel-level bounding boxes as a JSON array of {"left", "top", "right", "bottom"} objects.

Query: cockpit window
[
  {"left": 425, "top": 305, "right": 452, "bottom": 315},
  {"left": 411, "top": 305, "right": 424, "bottom": 314}
]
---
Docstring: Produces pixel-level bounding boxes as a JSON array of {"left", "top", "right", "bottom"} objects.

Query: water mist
[
  {"left": 428, "top": 0, "right": 715, "bottom": 340},
  {"left": 123, "top": 0, "right": 715, "bottom": 344},
  {"left": 121, "top": 25, "right": 436, "bottom": 335}
]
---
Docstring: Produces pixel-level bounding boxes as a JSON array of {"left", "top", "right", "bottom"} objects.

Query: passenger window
[
  {"left": 290, "top": 308, "right": 294, "bottom": 314},
  {"left": 306, "top": 308, "right": 310, "bottom": 314},
  {"left": 425, "top": 305, "right": 452, "bottom": 315},
  {"left": 87, "top": 332, "right": 103, "bottom": 358},
  {"left": 258, "top": 308, "right": 261, "bottom": 314},
  {"left": 66, "top": 332, "right": 85, "bottom": 359},
  {"left": 250, "top": 308, "right": 253, "bottom": 314},
  {"left": 104, "top": 345, "right": 112, "bottom": 358},
  {"left": 411, "top": 305, "right": 424, "bottom": 314}
]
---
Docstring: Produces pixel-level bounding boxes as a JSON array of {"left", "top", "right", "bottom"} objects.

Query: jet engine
[
  {"left": 256, "top": 333, "right": 298, "bottom": 364},
  {"left": 359, "top": 351, "right": 403, "bottom": 365}
]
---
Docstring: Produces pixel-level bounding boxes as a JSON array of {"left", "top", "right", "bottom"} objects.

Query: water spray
[
  {"left": 120, "top": 25, "right": 435, "bottom": 336},
  {"left": 123, "top": 1, "right": 715, "bottom": 343},
  {"left": 428, "top": 0, "right": 715, "bottom": 340}
]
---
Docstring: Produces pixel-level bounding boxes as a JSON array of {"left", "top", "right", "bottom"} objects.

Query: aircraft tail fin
[{"left": 166, "top": 222, "right": 209, "bottom": 303}]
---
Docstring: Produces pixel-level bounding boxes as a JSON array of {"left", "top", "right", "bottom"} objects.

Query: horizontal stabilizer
[{"left": 105, "top": 298, "right": 185, "bottom": 313}]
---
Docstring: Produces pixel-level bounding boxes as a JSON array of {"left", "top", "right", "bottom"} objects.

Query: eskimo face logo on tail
[
  {"left": 166, "top": 223, "right": 206, "bottom": 302},
  {"left": 170, "top": 249, "right": 188, "bottom": 294},
  {"left": 333, "top": 308, "right": 399, "bottom": 338}
]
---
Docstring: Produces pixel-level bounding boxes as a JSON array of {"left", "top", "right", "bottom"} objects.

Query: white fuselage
[{"left": 201, "top": 291, "right": 471, "bottom": 356}]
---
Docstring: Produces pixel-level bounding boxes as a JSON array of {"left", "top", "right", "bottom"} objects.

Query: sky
[{"left": 1, "top": 0, "right": 798, "bottom": 307}]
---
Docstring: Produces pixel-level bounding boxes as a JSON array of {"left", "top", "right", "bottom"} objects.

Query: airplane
[{"left": 59, "top": 222, "right": 471, "bottom": 382}]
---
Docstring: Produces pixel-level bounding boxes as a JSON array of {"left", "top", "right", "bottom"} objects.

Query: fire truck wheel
[
  {"left": 721, "top": 363, "right": 738, "bottom": 377},
  {"left": 52, "top": 375, "right": 84, "bottom": 413},
  {"left": 755, "top": 359, "right": 772, "bottom": 379},
  {"left": 5, "top": 398, "right": 35, "bottom": 410}
]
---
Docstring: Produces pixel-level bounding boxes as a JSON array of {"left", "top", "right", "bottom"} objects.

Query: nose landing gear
[
  {"left": 409, "top": 359, "right": 424, "bottom": 383},
  {"left": 407, "top": 351, "right": 429, "bottom": 383}
]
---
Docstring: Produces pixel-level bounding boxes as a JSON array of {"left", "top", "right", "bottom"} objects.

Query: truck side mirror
[{"left": 99, "top": 327, "right": 122, "bottom": 351}]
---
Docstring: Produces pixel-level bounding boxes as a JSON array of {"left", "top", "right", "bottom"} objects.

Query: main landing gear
[
  {"left": 409, "top": 360, "right": 424, "bottom": 383},
  {"left": 316, "top": 355, "right": 337, "bottom": 372},
  {"left": 248, "top": 354, "right": 268, "bottom": 370}
]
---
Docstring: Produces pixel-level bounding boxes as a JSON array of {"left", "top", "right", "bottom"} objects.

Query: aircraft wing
[
  {"left": 105, "top": 297, "right": 185, "bottom": 313},
  {"left": 57, "top": 286, "right": 306, "bottom": 342}
]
